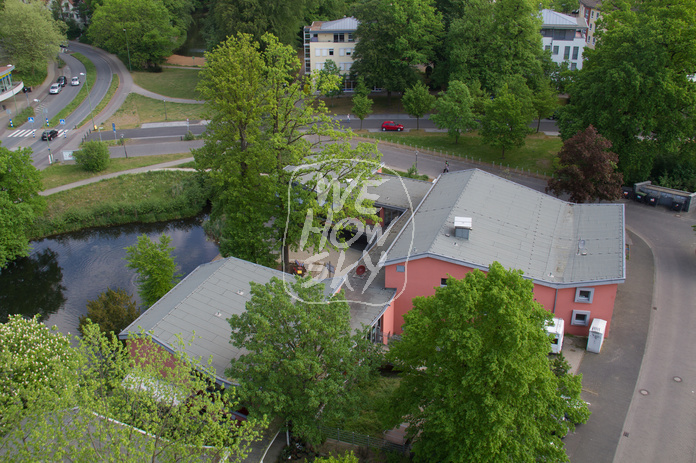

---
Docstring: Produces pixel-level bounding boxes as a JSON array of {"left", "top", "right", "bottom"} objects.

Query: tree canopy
[
  {"left": 547, "top": 125, "right": 624, "bottom": 203},
  {"left": 78, "top": 287, "right": 140, "bottom": 338},
  {"left": 0, "top": 0, "right": 66, "bottom": 77},
  {"left": 195, "top": 33, "right": 381, "bottom": 268},
  {"left": 402, "top": 82, "right": 435, "bottom": 130},
  {"left": 227, "top": 277, "right": 380, "bottom": 444},
  {"left": 351, "top": 0, "right": 443, "bottom": 96},
  {"left": 559, "top": 0, "right": 696, "bottom": 185},
  {"left": 0, "top": 145, "right": 45, "bottom": 269},
  {"left": 386, "top": 262, "right": 589, "bottom": 462},
  {"left": 0, "top": 316, "right": 265, "bottom": 461},
  {"left": 124, "top": 234, "right": 180, "bottom": 308},
  {"left": 430, "top": 80, "right": 478, "bottom": 144},
  {"left": 479, "top": 82, "right": 534, "bottom": 158}
]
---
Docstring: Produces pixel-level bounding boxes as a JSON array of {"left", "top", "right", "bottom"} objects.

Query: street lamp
[
  {"left": 163, "top": 99, "right": 167, "bottom": 121},
  {"left": 123, "top": 28, "right": 132, "bottom": 72},
  {"left": 79, "top": 72, "right": 97, "bottom": 133}
]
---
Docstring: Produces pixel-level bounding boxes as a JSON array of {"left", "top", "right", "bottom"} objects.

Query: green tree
[
  {"left": 73, "top": 140, "right": 111, "bottom": 172},
  {"left": 430, "top": 80, "right": 478, "bottom": 144},
  {"left": 0, "top": 317, "right": 265, "bottom": 461},
  {"left": 560, "top": 0, "right": 696, "bottom": 184},
  {"left": 531, "top": 81, "right": 559, "bottom": 133},
  {"left": 315, "top": 59, "right": 343, "bottom": 105},
  {"left": 351, "top": 76, "right": 373, "bottom": 130},
  {"left": 547, "top": 125, "right": 624, "bottom": 203},
  {"left": 315, "top": 453, "right": 359, "bottom": 463},
  {"left": 0, "top": 0, "right": 66, "bottom": 77},
  {"left": 125, "top": 234, "right": 180, "bottom": 308},
  {"left": 78, "top": 288, "right": 140, "bottom": 338},
  {"left": 88, "top": 0, "right": 179, "bottom": 69},
  {"left": 402, "top": 82, "right": 435, "bottom": 130},
  {"left": 387, "top": 262, "right": 589, "bottom": 462},
  {"left": 195, "top": 33, "right": 381, "bottom": 268},
  {"left": 351, "top": 0, "right": 443, "bottom": 100},
  {"left": 480, "top": 83, "right": 534, "bottom": 158},
  {"left": 227, "top": 277, "right": 380, "bottom": 444},
  {"left": 0, "top": 145, "right": 46, "bottom": 269}
]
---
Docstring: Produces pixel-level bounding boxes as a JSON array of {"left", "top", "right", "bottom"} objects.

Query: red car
[{"left": 381, "top": 121, "right": 404, "bottom": 132}]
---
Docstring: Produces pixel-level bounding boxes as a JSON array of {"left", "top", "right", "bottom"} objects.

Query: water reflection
[
  {"left": 0, "top": 249, "right": 66, "bottom": 323},
  {"left": 0, "top": 216, "right": 219, "bottom": 335}
]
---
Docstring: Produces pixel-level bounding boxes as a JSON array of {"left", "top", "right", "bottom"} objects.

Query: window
[
  {"left": 339, "top": 48, "right": 345, "bottom": 56},
  {"left": 329, "top": 48, "right": 334, "bottom": 56},
  {"left": 575, "top": 287, "right": 595, "bottom": 303},
  {"left": 545, "top": 45, "right": 551, "bottom": 51},
  {"left": 592, "top": 37, "right": 596, "bottom": 44},
  {"left": 572, "top": 46, "right": 579, "bottom": 60},
  {"left": 571, "top": 310, "right": 591, "bottom": 326},
  {"left": 345, "top": 49, "right": 352, "bottom": 56},
  {"left": 315, "top": 49, "right": 320, "bottom": 57},
  {"left": 334, "top": 33, "right": 345, "bottom": 42},
  {"left": 440, "top": 278, "right": 448, "bottom": 287},
  {"left": 590, "top": 23, "right": 593, "bottom": 30},
  {"left": 553, "top": 46, "right": 559, "bottom": 55},
  {"left": 396, "top": 265, "right": 405, "bottom": 273},
  {"left": 564, "top": 46, "right": 571, "bottom": 59},
  {"left": 591, "top": 11, "right": 594, "bottom": 19},
  {"left": 570, "top": 62, "right": 577, "bottom": 70},
  {"left": 348, "top": 33, "right": 354, "bottom": 42},
  {"left": 322, "top": 49, "right": 327, "bottom": 57}
]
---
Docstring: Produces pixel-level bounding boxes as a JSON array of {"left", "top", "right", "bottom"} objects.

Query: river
[{"left": 0, "top": 216, "right": 219, "bottom": 336}]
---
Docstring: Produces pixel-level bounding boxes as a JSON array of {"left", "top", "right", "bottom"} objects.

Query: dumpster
[
  {"left": 546, "top": 317, "right": 565, "bottom": 354},
  {"left": 586, "top": 318, "right": 607, "bottom": 354},
  {"left": 634, "top": 192, "right": 645, "bottom": 202},
  {"left": 672, "top": 201, "right": 683, "bottom": 212},
  {"left": 647, "top": 196, "right": 657, "bottom": 207}
]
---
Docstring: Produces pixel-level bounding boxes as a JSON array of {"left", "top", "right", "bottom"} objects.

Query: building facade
[
  {"left": 578, "top": 0, "right": 602, "bottom": 48},
  {"left": 541, "top": 9, "right": 588, "bottom": 70},
  {"left": 303, "top": 17, "right": 359, "bottom": 91}
]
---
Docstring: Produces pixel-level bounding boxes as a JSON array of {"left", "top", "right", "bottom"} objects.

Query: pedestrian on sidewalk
[
  {"left": 347, "top": 114, "right": 350, "bottom": 123},
  {"left": 443, "top": 161, "right": 449, "bottom": 173}
]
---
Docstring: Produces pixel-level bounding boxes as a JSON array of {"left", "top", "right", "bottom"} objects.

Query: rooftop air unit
[{"left": 454, "top": 217, "right": 472, "bottom": 239}]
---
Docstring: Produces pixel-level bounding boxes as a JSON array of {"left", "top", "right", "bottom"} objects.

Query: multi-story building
[
  {"left": 303, "top": 17, "right": 359, "bottom": 91},
  {"left": 578, "top": 0, "right": 602, "bottom": 48},
  {"left": 541, "top": 9, "right": 588, "bottom": 70}
]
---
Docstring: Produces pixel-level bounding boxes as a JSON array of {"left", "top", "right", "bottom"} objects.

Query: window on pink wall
[
  {"left": 575, "top": 288, "right": 594, "bottom": 303},
  {"left": 571, "top": 310, "right": 591, "bottom": 326}
]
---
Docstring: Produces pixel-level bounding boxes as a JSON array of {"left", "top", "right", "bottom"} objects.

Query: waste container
[
  {"left": 634, "top": 192, "right": 645, "bottom": 202},
  {"left": 647, "top": 196, "right": 657, "bottom": 207},
  {"left": 546, "top": 317, "right": 565, "bottom": 354},
  {"left": 586, "top": 318, "right": 607, "bottom": 354},
  {"left": 672, "top": 201, "right": 683, "bottom": 212}
]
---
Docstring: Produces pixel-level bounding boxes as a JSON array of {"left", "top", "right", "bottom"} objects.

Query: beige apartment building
[
  {"left": 579, "top": 0, "right": 602, "bottom": 48},
  {"left": 304, "top": 16, "right": 359, "bottom": 91}
]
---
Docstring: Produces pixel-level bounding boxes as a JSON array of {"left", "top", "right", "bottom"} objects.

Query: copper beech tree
[{"left": 547, "top": 125, "right": 624, "bottom": 203}]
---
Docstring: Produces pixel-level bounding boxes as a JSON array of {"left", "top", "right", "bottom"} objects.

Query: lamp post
[
  {"left": 121, "top": 134, "right": 128, "bottom": 158},
  {"left": 123, "top": 28, "right": 132, "bottom": 72},
  {"left": 79, "top": 72, "right": 97, "bottom": 134},
  {"left": 7, "top": 64, "right": 18, "bottom": 116},
  {"left": 163, "top": 99, "right": 167, "bottom": 121}
]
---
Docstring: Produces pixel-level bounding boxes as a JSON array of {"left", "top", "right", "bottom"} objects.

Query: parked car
[
  {"left": 71, "top": 76, "right": 80, "bottom": 86},
  {"left": 381, "top": 121, "right": 404, "bottom": 132},
  {"left": 42, "top": 129, "right": 58, "bottom": 141},
  {"left": 57, "top": 76, "right": 67, "bottom": 87},
  {"left": 49, "top": 83, "right": 62, "bottom": 94}
]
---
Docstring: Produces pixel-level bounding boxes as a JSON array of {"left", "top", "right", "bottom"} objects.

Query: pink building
[{"left": 370, "top": 169, "right": 625, "bottom": 339}]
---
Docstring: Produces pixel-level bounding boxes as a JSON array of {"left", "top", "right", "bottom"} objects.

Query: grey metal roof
[
  {"left": 541, "top": 9, "right": 585, "bottom": 28},
  {"left": 120, "top": 257, "right": 289, "bottom": 385},
  {"left": 321, "top": 17, "right": 359, "bottom": 32},
  {"left": 384, "top": 169, "right": 625, "bottom": 286},
  {"left": 368, "top": 173, "right": 433, "bottom": 210}
]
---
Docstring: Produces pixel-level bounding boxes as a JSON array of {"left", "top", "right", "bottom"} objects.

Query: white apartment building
[
  {"left": 541, "top": 9, "right": 589, "bottom": 70},
  {"left": 304, "top": 16, "right": 359, "bottom": 91}
]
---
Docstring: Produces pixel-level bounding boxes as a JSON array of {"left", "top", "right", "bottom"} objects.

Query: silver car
[
  {"left": 49, "top": 83, "right": 61, "bottom": 94},
  {"left": 71, "top": 76, "right": 80, "bottom": 86}
]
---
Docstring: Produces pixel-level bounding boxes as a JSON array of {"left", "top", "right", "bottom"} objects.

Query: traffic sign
[
  {"left": 112, "top": 122, "right": 116, "bottom": 133},
  {"left": 28, "top": 117, "right": 34, "bottom": 123},
  {"left": 59, "top": 119, "right": 66, "bottom": 125},
  {"left": 9, "top": 119, "right": 12, "bottom": 128},
  {"left": 46, "top": 118, "right": 49, "bottom": 127}
]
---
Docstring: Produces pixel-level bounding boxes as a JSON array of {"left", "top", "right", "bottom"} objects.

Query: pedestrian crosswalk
[{"left": 7, "top": 129, "right": 69, "bottom": 138}]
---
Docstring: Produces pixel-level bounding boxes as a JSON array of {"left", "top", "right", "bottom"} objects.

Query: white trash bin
[
  {"left": 546, "top": 317, "right": 565, "bottom": 354},
  {"left": 586, "top": 318, "right": 607, "bottom": 353}
]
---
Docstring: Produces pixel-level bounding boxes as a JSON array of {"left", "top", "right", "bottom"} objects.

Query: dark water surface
[{"left": 0, "top": 216, "right": 219, "bottom": 335}]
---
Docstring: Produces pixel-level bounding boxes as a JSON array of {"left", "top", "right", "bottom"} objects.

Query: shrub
[
  {"left": 74, "top": 141, "right": 111, "bottom": 172},
  {"left": 78, "top": 288, "right": 140, "bottom": 337}
]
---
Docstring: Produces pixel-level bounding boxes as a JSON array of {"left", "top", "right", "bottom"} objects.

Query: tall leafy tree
[
  {"left": 351, "top": 0, "right": 443, "bottom": 100},
  {"left": 430, "top": 80, "right": 478, "bottom": 144},
  {"left": 479, "top": 83, "right": 534, "bottom": 158},
  {"left": 402, "top": 81, "right": 435, "bottom": 130},
  {"left": 351, "top": 77, "right": 373, "bottom": 130},
  {"left": 78, "top": 288, "right": 140, "bottom": 338},
  {"left": 547, "top": 125, "right": 624, "bottom": 203},
  {"left": 315, "top": 58, "right": 343, "bottom": 105},
  {"left": 195, "top": 33, "right": 381, "bottom": 268},
  {"left": 227, "top": 277, "right": 380, "bottom": 444},
  {"left": 0, "top": 145, "right": 46, "bottom": 269},
  {"left": 124, "top": 234, "right": 180, "bottom": 308},
  {"left": 0, "top": 317, "right": 265, "bottom": 461},
  {"left": 559, "top": 0, "right": 696, "bottom": 184},
  {"left": 88, "top": 0, "right": 179, "bottom": 69},
  {"left": 531, "top": 81, "right": 559, "bottom": 133},
  {"left": 387, "top": 262, "right": 589, "bottom": 462},
  {"left": 0, "top": 0, "right": 66, "bottom": 77}
]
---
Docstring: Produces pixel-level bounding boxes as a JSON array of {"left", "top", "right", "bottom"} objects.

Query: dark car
[
  {"left": 381, "top": 121, "right": 404, "bottom": 131},
  {"left": 41, "top": 129, "right": 58, "bottom": 141},
  {"left": 57, "top": 76, "right": 67, "bottom": 87}
]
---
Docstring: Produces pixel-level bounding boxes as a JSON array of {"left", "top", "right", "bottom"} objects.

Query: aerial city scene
[{"left": 0, "top": 0, "right": 694, "bottom": 461}]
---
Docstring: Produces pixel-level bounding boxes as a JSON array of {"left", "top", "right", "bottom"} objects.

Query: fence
[{"left": 318, "top": 425, "right": 408, "bottom": 454}]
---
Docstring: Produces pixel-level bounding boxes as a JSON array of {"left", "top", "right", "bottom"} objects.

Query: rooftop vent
[{"left": 454, "top": 217, "right": 472, "bottom": 239}]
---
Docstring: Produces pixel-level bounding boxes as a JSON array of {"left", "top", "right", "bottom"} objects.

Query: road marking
[
  {"left": 7, "top": 129, "right": 68, "bottom": 138},
  {"left": 8, "top": 129, "right": 32, "bottom": 137}
]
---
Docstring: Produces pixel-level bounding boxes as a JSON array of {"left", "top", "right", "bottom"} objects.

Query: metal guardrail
[{"left": 318, "top": 425, "right": 407, "bottom": 454}]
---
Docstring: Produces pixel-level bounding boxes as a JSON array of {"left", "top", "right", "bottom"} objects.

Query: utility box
[
  {"left": 586, "top": 318, "right": 607, "bottom": 354},
  {"left": 546, "top": 317, "right": 565, "bottom": 354}
]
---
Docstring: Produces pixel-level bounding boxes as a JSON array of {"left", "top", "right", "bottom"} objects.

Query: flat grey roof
[
  {"left": 368, "top": 173, "right": 433, "bottom": 210},
  {"left": 385, "top": 169, "right": 625, "bottom": 286}
]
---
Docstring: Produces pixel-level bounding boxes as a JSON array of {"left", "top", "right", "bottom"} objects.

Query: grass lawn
[
  {"left": 103, "top": 93, "right": 207, "bottom": 129},
  {"left": 364, "top": 131, "right": 562, "bottom": 175},
  {"left": 131, "top": 68, "right": 202, "bottom": 100},
  {"left": 41, "top": 152, "right": 193, "bottom": 190}
]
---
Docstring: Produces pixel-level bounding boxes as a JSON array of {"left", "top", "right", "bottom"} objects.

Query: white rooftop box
[
  {"left": 454, "top": 217, "right": 472, "bottom": 239},
  {"left": 546, "top": 317, "right": 565, "bottom": 354}
]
